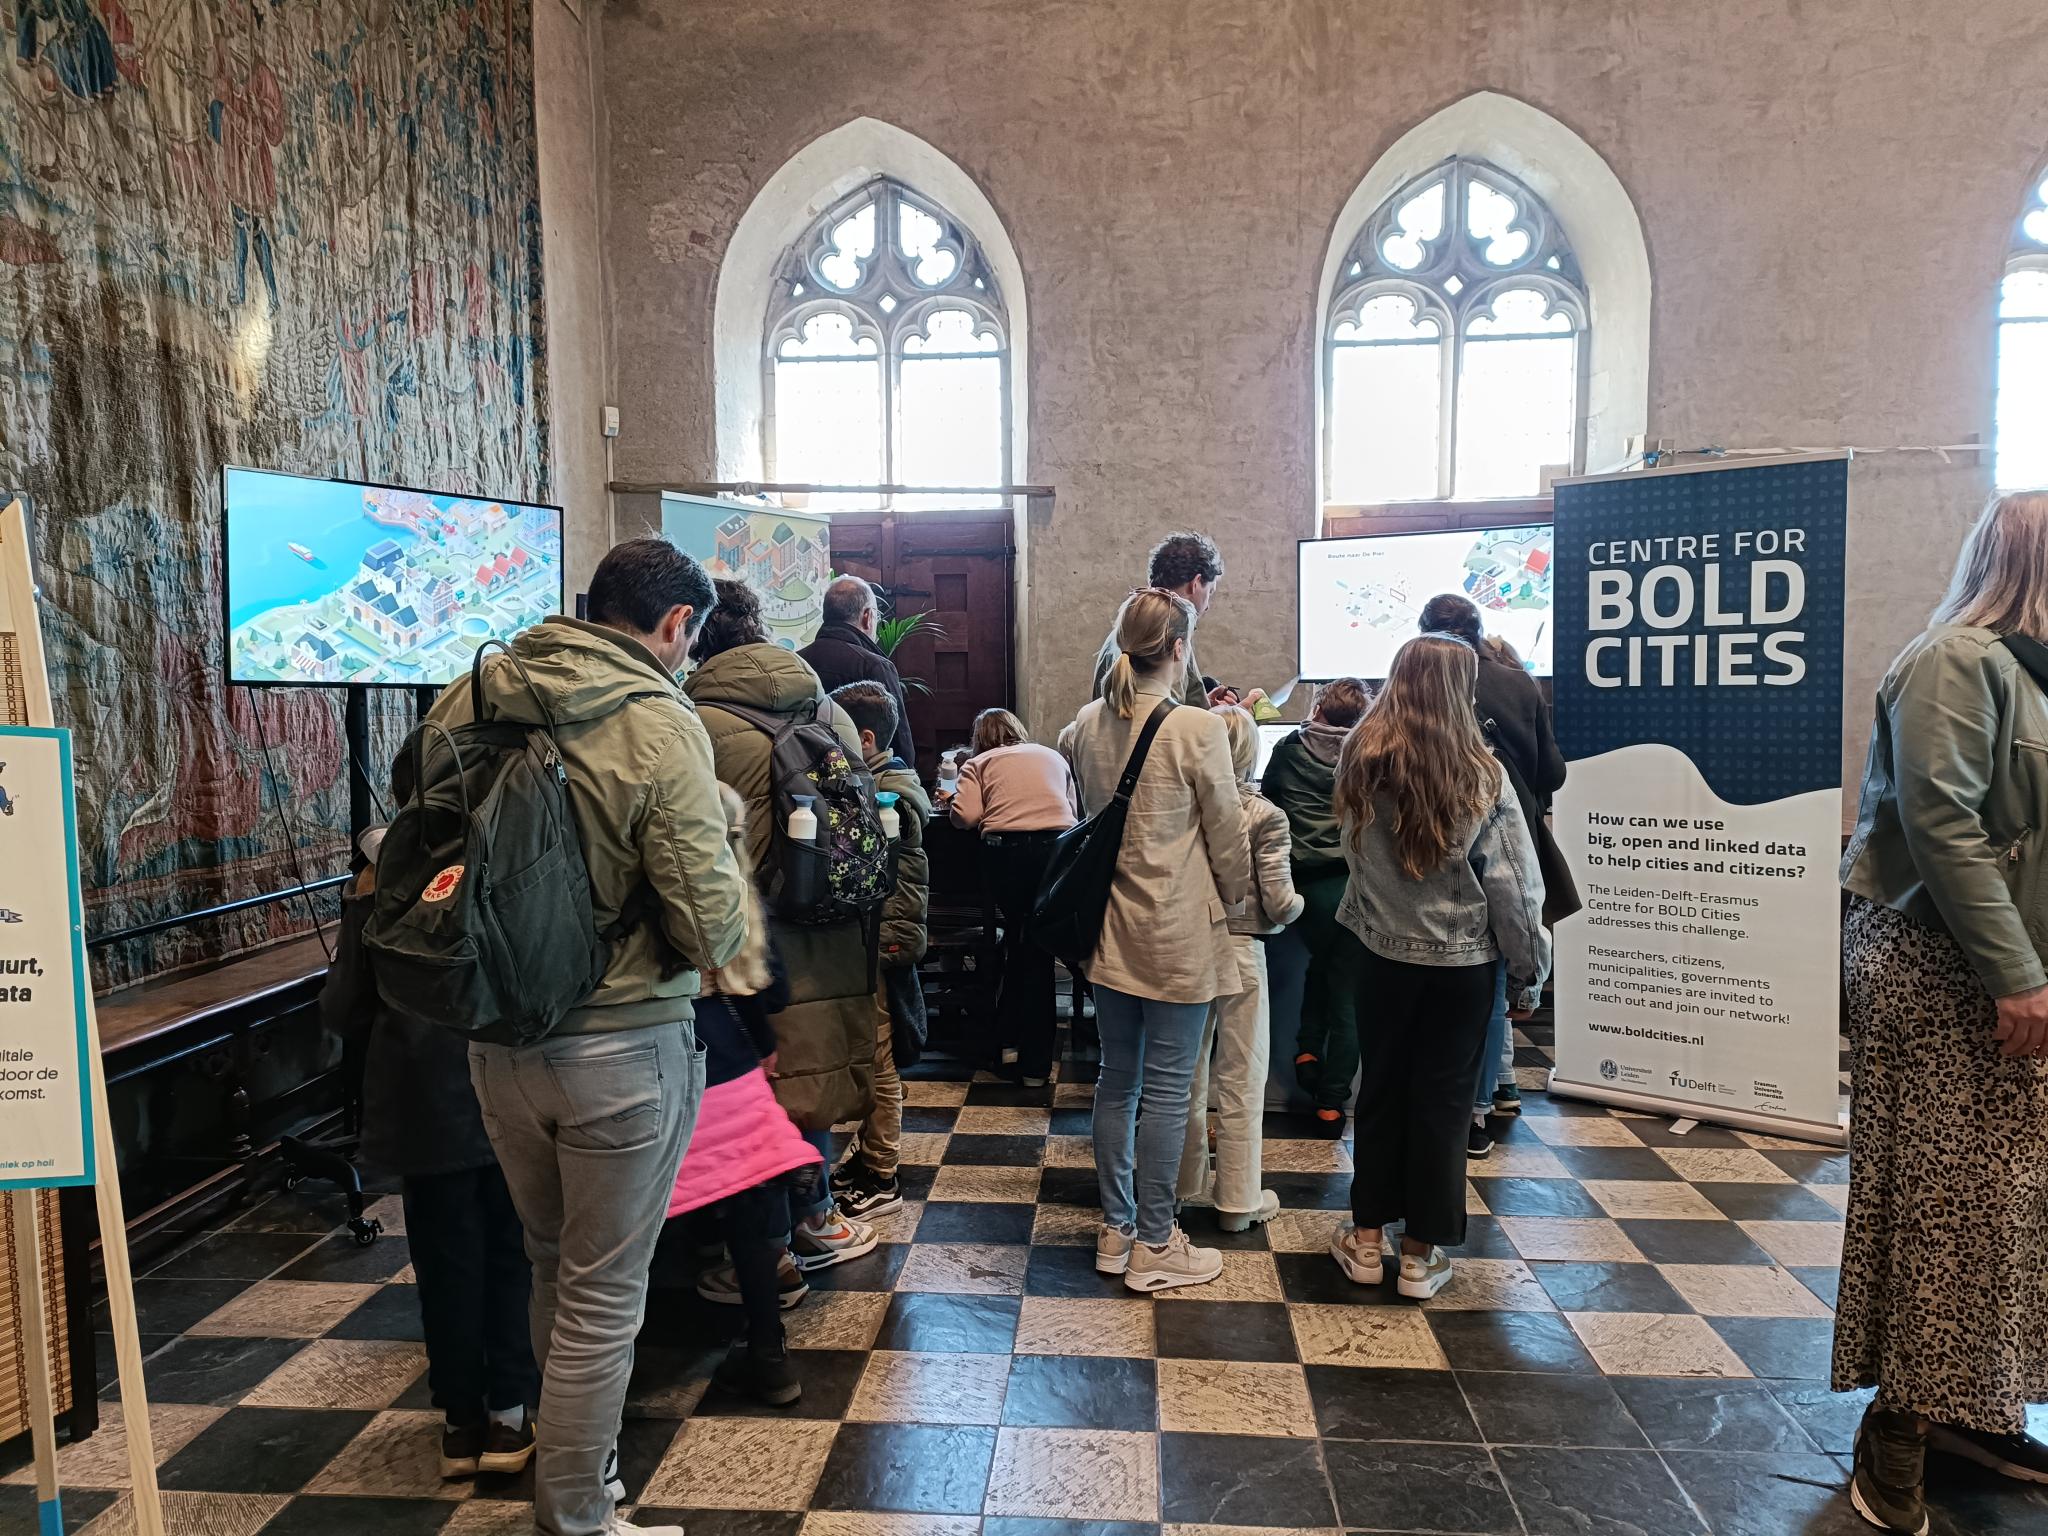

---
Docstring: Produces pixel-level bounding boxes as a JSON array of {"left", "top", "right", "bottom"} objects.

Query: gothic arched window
[
  {"left": 1326, "top": 157, "right": 1588, "bottom": 503},
  {"left": 1998, "top": 169, "right": 2048, "bottom": 491},
  {"left": 765, "top": 177, "right": 1010, "bottom": 509}
]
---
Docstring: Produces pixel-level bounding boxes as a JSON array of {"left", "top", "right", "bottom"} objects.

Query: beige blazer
[{"left": 1060, "top": 679, "right": 1252, "bottom": 1003}]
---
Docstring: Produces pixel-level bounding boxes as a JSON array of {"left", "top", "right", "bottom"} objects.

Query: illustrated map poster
[{"left": 662, "top": 494, "right": 832, "bottom": 651}]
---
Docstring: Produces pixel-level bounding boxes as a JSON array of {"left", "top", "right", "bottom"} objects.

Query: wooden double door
[{"left": 826, "top": 509, "right": 1016, "bottom": 779}]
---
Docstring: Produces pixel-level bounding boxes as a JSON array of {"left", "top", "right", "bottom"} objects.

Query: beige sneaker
[
  {"left": 1397, "top": 1245, "right": 1453, "bottom": 1299},
  {"left": 1095, "top": 1224, "right": 1135, "bottom": 1274},
  {"left": 1330, "top": 1225, "right": 1385, "bottom": 1285},
  {"left": 1125, "top": 1226, "right": 1224, "bottom": 1293}
]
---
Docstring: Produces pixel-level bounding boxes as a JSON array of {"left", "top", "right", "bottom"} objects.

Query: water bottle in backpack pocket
[{"left": 715, "top": 699, "right": 896, "bottom": 925}]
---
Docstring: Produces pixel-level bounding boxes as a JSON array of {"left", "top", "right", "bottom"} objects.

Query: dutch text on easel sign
[{"left": 0, "top": 725, "right": 96, "bottom": 1189}]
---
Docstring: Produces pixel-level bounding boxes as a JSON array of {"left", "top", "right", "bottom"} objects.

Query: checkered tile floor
[{"left": 7, "top": 1021, "right": 2046, "bottom": 1536}]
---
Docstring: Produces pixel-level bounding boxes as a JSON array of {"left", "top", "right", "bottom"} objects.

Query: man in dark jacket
[
  {"left": 799, "top": 576, "right": 916, "bottom": 763},
  {"left": 1262, "top": 677, "right": 1372, "bottom": 1134}
]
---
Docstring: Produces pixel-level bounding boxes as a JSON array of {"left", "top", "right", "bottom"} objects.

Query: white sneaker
[
  {"left": 603, "top": 1445, "right": 626, "bottom": 1505},
  {"left": 790, "top": 1208, "right": 879, "bottom": 1271},
  {"left": 1095, "top": 1224, "right": 1135, "bottom": 1274},
  {"left": 605, "top": 1518, "right": 685, "bottom": 1536},
  {"left": 1397, "top": 1246, "right": 1453, "bottom": 1299},
  {"left": 1125, "top": 1226, "right": 1224, "bottom": 1292},
  {"left": 1329, "top": 1225, "right": 1385, "bottom": 1285},
  {"left": 1218, "top": 1190, "right": 1281, "bottom": 1233}
]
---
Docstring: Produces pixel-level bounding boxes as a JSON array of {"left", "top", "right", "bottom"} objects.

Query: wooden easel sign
[
  {"left": 0, "top": 499, "right": 165, "bottom": 1535},
  {"left": 0, "top": 726, "right": 97, "bottom": 1192}
]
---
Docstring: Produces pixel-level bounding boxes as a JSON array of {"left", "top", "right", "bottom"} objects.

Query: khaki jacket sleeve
[
  {"left": 879, "top": 766, "right": 931, "bottom": 966},
  {"left": 1252, "top": 800, "right": 1305, "bottom": 926},
  {"left": 1191, "top": 719, "right": 1252, "bottom": 907},
  {"left": 1892, "top": 642, "right": 2045, "bottom": 996},
  {"left": 643, "top": 713, "right": 750, "bottom": 973}
]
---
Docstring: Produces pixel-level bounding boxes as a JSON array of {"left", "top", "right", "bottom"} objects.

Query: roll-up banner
[{"left": 1548, "top": 453, "right": 1848, "bottom": 1145}]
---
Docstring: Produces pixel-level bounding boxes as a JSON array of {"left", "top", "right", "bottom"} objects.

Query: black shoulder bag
[{"left": 1030, "top": 697, "right": 1178, "bottom": 969}]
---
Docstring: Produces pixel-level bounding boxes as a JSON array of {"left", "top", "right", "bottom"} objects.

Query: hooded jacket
[
  {"left": 684, "top": 642, "right": 878, "bottom": 1130},
  {"left": 424, "top": 617, "right": 750, "bottom": 1034},
  {"left": 869, "top": 750, "right": 932, "bottom": 967},
  {"left": 1260, "top": 721, "right": 1350, "bottom": 871}
]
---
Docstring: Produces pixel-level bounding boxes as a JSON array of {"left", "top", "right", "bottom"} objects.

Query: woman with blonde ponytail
[
  {"left": 1060, "top": 588, "right": 1251, "bottom": 1293},
  {"left": 1325, "top": 633, "right": 1549, "bottom": 1304}
]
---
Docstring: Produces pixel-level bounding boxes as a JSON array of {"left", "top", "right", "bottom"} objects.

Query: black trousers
[
  {"left": 403, "top": 1163, "right": 539, "bottom": 1423},
  {"left": 716, "top": 1179, "right": 792, "bottom": 1352},
  {"left": 982, "top": 834, "right": 1060, "bottom": 1080},
  {"left": 1346, "top": 938, "right": 1496, "bottom": 1248}
]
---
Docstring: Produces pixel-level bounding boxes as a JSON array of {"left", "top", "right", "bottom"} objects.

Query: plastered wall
[{"left": 595, "top": 0, "right": 2048, "bottom": 782}]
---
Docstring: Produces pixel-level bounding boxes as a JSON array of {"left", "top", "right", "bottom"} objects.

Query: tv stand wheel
[{"left": 348, "top": 1216, "right": 383, "bottom": 1249}]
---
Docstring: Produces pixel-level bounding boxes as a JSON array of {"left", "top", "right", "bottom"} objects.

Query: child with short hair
[{"left": 826, "top": 680, "right": 932, "bottom": 1217}]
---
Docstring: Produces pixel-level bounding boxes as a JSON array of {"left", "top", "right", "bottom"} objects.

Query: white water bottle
[
  {"left": 937, "top": 750, "right": 960, "bottom": 797},
  {"left": 787, "top": 794, "right": 819, "bottom": 844},
  {"left": 877, "top": 790, "right": 901, "bottom": 841}
]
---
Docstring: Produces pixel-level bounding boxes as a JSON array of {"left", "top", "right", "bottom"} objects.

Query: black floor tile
[
  {"left": 1695, "top": 1181, "right": 1845, "bottom": 1223},
  {"left": 1024, "top": 1245, "right": 1127, "bottom": 1299},
  {"left": 916, "top": 1201, "right": 1036, "bottom": 1245},
  {"left": 1544, "top": 1146, "right": 1685, "bottom": 1183},
  {"left": 946, "top": 1134, "right": 1048, "bottom": 1166},
  {"left": 1530, "top": 1259, "right": 1690, "bottom": 1314},
  {"left": 116, "top": 1332, "right": 308, "bottom": 1405},
  {"left": 92, "top": 1278, "right": 252, "bottom": 1336},
  {"left": 146, "top": 1231, "right": 324, "bottom": 1282},
  {"left": 634, "top": 1514, "right": 803, "bottom": 1536},
  {"left": 1324, "top": 1438, "right": 1519, "bottom": 1534},
  {"left": 324, "top": 1283, "right": 426, "bottom": 1341},
  {"left": 279, "top": 1232, "right": 415, "bottom": 1284},
  {"left": 1766, "top": 1381, "right": 1873, "bottom": 1455},
  {"left": 0, "top": 1486, "right": 119, "bottom": 1534},
  {"left": 1613, "top": 1377, "right": 1822, "bottom": 1452},
  {"left": 1049, "top": 1109, "right": 1095, "bottom": 1136},
  {"left": 1035, "top": 1168, "right": 1102, "bottom": 1207},
  {"left": 1449, "top": 1216, "right": 1521, "bottom": 1259},
  {"left": 1273, "top": 1250, "right": 1406, "bottom": 1306},
  {"left": 1306, "top": 1364, "right": 1479, "bottom": 1442},
  {"left": 804, "top": 1242, "right": 911, "bottom": 1293},
  {"left": 696, "top": 1347, "right": 866, "bottom": 1419},
  {"left": 94, "top": 1331, "right": 176, "bottom": 1394},
  {"left": 158, "top": 1406, "right": 374, "bottom": 1493},
  {"left": 1262, "top": 1172, "right": 1351, "bottom": 1210},
  {"left": 1151, "top": 1300, "right": 1298, "bottom": 1362},
  {"left": 903, "top": 1106, "right": 961, "bottom": 1133},
  {"left": 1425, "top": 1310, "right": 1598, "bottom": 1374},
  {"left": 1158, "top": 1431, "right": 1336, "bottom": 1527},
  {"left": 1617, "top": 1218, "right": 1774, "bottom": 1265},
  {"left": 1661, "top": 1449, "right": 1868, "bottom": 1535},
  {"left": 224, "top": 1192, "right": 355, "bottom": 1235},
  {"left": 1763, "top": 1150, "right": 1851, "bottom": 1184},
  {"left": 874, "top": 1292, "right": 1021, "bottom": 1354},
  {"left": 1792, "top": 1266, "right": 1841, "bottom": 1309},
  {"left": 896, "top": 1165, "right": 941, "bottom": 1201},
  {"left": 1494, "top": 1444, "right": 1707, "bottom": 1535},
  {"left": 1710, "top": 1316, "right": 1837, "bottom": 1380},
  {"left": 1001, "top": 1353, "right": 1156, "bottom": 1430},
  {"left": 1469, "top": 1176, "right": 1609, "bottom": 1216},
  {"left": 1458, "top": 1370, "right": 1649, "bottom": 1448},
  {"left": 963, "top": 1083, "right": 1055, "bottom": 1108},
  {"left": 811, "top": 1422, "right": 997, "bottom": 1514},
  {"left": 261, "top": 1495, "right": 457, "bottom": 1535},
  {"left": 1919, "top": 1451, "right": 2048, "bottom": 1533},
  {"left": 1515, "top": 1092, "right": 1607, "bottom": 1117},
  {"left": 984, "top": 1521, "right": 1158, "bottom": 1536}
]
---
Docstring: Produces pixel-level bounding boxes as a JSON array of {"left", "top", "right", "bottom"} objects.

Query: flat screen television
[
  {"left": 223, "top": 467, "right": 564, "bottom": 687},
  {"left": 1252, "top": 721, "right": 1294, "bottom": 783},
  {"left": 1298, "top": 523, "right": 1555, "bottom": 680}
]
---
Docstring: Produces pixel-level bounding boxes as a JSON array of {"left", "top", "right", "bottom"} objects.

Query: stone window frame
[{"left": 1997, "top": 165, "right": 2048, "bottom": 492}]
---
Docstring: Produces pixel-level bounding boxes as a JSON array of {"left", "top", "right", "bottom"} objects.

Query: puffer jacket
[
  {"left": 685, "top": 642, "right": 877, "bottom": 1130},
  {"left": 870, "top": 751, "right": 932, "bottom": 967},
  {"left": 1261, "top": 721, "right": 1349, "bottom": 871},
  {"left": 1231, "top": 788, "right": 1305, "bottom": 937},
  {"left": 425, "top": 617, "right": 749, "bottom": 1032}
]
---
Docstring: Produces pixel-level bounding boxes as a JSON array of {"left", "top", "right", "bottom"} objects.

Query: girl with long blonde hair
[
  {"left": 1060, "top": 587, "right": 1250, "bottom": 1291},
  {"left": 1325, "top": 633, "right": 1549, "bottom": 1302}
]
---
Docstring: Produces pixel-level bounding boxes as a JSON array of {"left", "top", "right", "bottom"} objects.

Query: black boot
[{"left": 714, "top": 1340, "right": 802, "bottom": 1407}]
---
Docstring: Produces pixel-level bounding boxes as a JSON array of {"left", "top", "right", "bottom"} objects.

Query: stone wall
[{"left": 597, "top": 0, "right": 2048, "bottom": 780}]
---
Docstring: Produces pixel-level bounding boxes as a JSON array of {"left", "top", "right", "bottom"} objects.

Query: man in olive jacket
[{"left": 426, "top": 538, "right": 747, "bottom": 1536}]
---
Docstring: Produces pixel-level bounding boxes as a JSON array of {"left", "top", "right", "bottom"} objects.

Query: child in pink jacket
[{"left": 669, "top": 788, "right": 820, "bottom": 1405}]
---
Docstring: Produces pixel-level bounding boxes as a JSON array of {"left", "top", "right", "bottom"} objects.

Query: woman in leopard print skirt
[{"left": 1837, "top": 491, "right": 2048, "bottom": 1534}]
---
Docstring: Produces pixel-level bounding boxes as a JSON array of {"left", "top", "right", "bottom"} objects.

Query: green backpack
[{"left": 363, "top": 643, "right": 615, "bottom": 1046}]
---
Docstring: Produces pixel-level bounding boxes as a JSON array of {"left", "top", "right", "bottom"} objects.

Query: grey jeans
[{"left": 469, "top": 1022, "right": 704, "bottom": 1536}]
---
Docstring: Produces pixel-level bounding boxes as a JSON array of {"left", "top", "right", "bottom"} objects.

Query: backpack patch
[{"left": 422, "top": 864, "right": 465, "bottom": 903}]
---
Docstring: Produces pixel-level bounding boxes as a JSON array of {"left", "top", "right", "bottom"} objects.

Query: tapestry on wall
[{"left": 0, "top": 0, "right": 547, "bottom": 986}]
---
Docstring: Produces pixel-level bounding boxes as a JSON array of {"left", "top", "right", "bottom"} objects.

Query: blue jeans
[
  {"left": 790, "top": 1129, "right": 836, "bottom": 1226},
  {"left": 1473, "top": 961, "right": 1512, "bottom": 1115},
  {"left": 1092, "top": 984, "right": 1212, "bottom": 1245}
]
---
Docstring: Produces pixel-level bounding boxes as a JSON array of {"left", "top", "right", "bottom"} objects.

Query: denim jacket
[{"left": 1336, "top": 762, "right": 1552, "bottom": 1006}]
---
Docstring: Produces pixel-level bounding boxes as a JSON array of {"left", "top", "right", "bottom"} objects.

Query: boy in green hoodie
[
  {"left": 826, "top": 681, "right": 932, "bottom": 1217},
  {"left": 1261, "top": 677, "right": 1372, "bottom": 1135}
]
